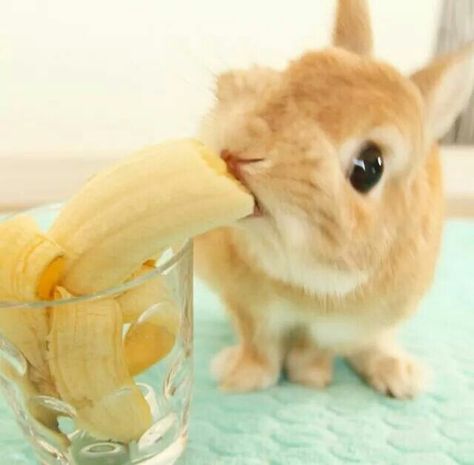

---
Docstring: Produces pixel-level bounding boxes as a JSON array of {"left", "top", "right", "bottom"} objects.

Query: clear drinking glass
[{"left": 0, "top": 204, "right": 193, "bottom": 465}]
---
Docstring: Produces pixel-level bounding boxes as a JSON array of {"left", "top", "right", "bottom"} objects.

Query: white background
[{"left": 0, "top": 0, "right": 442, "bottom": 156}]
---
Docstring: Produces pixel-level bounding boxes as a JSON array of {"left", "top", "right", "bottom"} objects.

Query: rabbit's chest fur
[
  {"left": 263, "top": 294, "right": 381, "bottom": 353},
  {"left": 237, "top": 218, "right": 368, "bottom": 297},
  {"left": 249, "top": 237, "right": 365, "bottom": 296},
  {"left": 228, "top": 223, "right": 390, "bottom": 352}
]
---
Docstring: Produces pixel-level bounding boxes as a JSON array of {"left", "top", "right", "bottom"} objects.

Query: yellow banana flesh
[
  {"left": 125, "top": 301, "right": 180, "bottom": 377},
  {"left": 48, "top": 288, "right": 152, "bottom": 442},
  {"left": 117, "top": 264, "right": 180, "bottom": 376},
  {"left": 117, "top": 264, "right": 171, "bottom": 324},
  {"left": 49, "top": 139, "right": 254, "bottom": 294}
]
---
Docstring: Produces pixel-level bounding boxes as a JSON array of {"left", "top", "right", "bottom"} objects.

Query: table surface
[{"left": 1, "top": 219, "right": 473, "bottom": 465}]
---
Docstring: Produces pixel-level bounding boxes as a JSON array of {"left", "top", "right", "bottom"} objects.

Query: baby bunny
[{"left": 195, "top": 0, "right": 474, "bottom": 398}]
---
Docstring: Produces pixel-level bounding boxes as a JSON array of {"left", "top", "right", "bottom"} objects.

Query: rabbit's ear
[
  {"left": 411, "top": 44, "right": 474, "bottom": 140},
  {"left": 332, "top": 0, "right": 373, "bottom": 56}
]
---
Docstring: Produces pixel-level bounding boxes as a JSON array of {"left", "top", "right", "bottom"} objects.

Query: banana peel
[
  {"left": 48, "top": 288, "right": 152, "bottom": 442},
  {"left": 0, "top": 215, "right": 63, "bottom": 396},
  {"left": 0, "top": 215, "right": 65, "bottom": 435}
]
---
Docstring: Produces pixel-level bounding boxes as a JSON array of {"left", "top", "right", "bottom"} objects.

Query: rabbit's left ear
[
  {"left": 411, "top": 44, "right": 474, "bottom": 140},
  {"left": 332, "top": 0, "right": 373, "bottom": 56}
]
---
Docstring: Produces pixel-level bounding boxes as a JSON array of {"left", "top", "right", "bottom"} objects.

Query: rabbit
[{"left": 195, "top": 0, "right": 474, "bottom": 398}]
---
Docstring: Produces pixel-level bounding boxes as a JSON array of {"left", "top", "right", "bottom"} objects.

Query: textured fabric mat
[{"left": 0, "top": 220, "right": 473, "bottom": 465}]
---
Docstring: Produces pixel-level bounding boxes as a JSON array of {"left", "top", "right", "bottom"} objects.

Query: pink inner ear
[{"left": 410, "top": 44, "right": 474, "bottom": 140}]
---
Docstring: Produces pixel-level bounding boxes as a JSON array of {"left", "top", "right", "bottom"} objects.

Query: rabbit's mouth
[
  {"left": 221, "top": 150, "right": 266, "bottom": 217},
  {"left": 252, "top": 197, "right": 264, "bottom": 217},
  {"left": 244, "top": 186, "right": 265, "bottom": 218}
]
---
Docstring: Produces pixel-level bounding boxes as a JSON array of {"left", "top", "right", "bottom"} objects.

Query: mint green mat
[{"left": 0, "top": 220, "right": 473, "bottom": 465}]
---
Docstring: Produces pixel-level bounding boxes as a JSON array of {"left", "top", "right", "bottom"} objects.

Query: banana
[
  {"left": 117, "top": 264, "right": 172, "bottom": 324},
  {"left": 0, "top": 215, "right": 64, "bottom": 396},
  {"left": 0, "top": 307, "right": 55, "bottom": 397},
  {"left": 0, "top": 139, "right": 253, "bottom": 444},
  {"left": 125, "top": 300, "right": 180, "bottom": 377},
  {"left": 0, "top": 215, "right": 64, "bottom": 301},
  {"left": 48, "top": 288, "right": 152, "bottom": 442},
  {"left": 49, "top": 139, "right": 254, "bottom": 294},
  {"left": 117, "top": 265, "right": 180, "bottom": 376}
]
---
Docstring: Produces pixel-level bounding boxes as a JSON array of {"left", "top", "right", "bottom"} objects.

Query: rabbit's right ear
[
  {"left": 411, "top": 44, "right": 474, "bottom": 140},
  {"left": 332, "top": 0, "right": 373, "bottom": 56}
]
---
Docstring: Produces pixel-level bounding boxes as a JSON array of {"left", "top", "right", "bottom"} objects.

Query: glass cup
[{"left": 0, "top": 204, "right": 193, "bottom": 465}]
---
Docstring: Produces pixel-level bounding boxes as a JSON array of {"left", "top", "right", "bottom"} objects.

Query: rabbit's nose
[
  {"left": 220, "top": 149, "right": 236, "bottom": 164},
  {"left": 220, "top": 150, "right": 263, "bottom": 182},
  {"left": 220, "top": 150, "right": 241, "bottom": 177}
]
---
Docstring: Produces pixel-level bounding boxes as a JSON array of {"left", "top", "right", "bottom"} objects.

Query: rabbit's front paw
[
  {"left": 353, "top": 352, "right": 428, "bottom": 399},
  {"left": 285, "top": 345, "right": 333, "bottom": 389},
  {"left": 211, "top": 345, "right": 279, "bottom": 392}
]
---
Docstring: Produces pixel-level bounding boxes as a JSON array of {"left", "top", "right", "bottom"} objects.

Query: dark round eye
[{"left": 349, "top": 143, "right": 384, "bottom": 193}]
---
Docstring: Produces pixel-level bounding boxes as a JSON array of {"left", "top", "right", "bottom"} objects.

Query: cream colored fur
[{"left": 195, "top": 0, "right": 474, "bottom": 398}]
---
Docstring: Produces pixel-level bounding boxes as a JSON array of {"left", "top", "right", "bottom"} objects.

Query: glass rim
[{"left": 0, "top": 203, "right": 192, "bottom": 310}]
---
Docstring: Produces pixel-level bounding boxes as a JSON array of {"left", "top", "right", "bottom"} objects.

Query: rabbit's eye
[{"left": 350, "top": 143, "right": 384, "bottom": 193}]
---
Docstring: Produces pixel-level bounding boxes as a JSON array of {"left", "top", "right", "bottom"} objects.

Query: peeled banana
[
  {"left": 0, "top": 139, "right": 253, "bottom": 444},
  {"left": 49, "top": 139, "right": 254, "bottom": 295},
  {"left": 48, "top": 288, "right": 152, "bottom": 442},
  {"left": 117, "top": 264, "right": 172, "bottom": 324}
]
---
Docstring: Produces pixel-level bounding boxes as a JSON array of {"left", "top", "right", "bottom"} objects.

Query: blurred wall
[
  {"left": 0, "top": 0, "right": 442, "bottom": 156},
  {"left": 436, "top": 0, "right": 474, "bottom": 144}
]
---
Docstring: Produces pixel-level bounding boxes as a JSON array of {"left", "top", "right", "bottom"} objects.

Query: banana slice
[
  {"left": 48, "top": 288, "right": 152, "bottom": 442},
  {"left": 125, "top": 301, "right": 180, "bottom": 377},
  {"left": 49, "top": 139, "right": 254, "bottom": 294},
  {"left": 0, "top": 215, "right": 64, "bottom": 396},
  {"left": 117, "top": 265, "right": 180, "bottom": 376}
]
